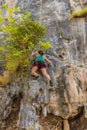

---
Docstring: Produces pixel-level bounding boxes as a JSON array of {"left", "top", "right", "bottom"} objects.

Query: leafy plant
[
  {"left": 0, "top": 4, "right": 51, "bottom": 75},
  {"left": 78, "top": 64, "right": 83, "bottom": 67},
  {"left": 58, "top": 31, "right": 63, "bottom": 39},
  {"left": 28, "top": 125, "right": 35, "bottom": 130},
  {"left": 69, "top": 7, "right": 87, "bottom": 19},
  {"left": 70, "top": 7, "right": 75, "bottom": 13}
]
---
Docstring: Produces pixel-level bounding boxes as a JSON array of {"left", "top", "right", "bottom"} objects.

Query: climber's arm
[
  {"left": 31, "top": 53, "right": 36, "bottom": 57},
  {"left": 31, "top": 51, "right": 37, "bottom": 57},
  {"left": 44, "top": 56, "right": 52, "bottom": 65}
]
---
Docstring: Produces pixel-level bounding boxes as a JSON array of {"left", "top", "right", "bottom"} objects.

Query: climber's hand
[
  {"left": 48, "top": 61, "right": 52, "bottom": 66},
  {"left": 44, "top": 56, "right": 52, "bottom": 66}
]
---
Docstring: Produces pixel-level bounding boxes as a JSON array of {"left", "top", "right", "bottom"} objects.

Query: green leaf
[
  {"left": 41, "top": 42, "right": 51, "bottom": 50},
  {"left": 2, "top": 4, "right": 8, "bottom": 9},
  {"left": 0, "top": 10, "right": 2, "bottom": 14}
]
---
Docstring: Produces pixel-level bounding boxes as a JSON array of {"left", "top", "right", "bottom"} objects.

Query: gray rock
[{"left": 0, "top": 0, "right": 87, "bottom": 130}]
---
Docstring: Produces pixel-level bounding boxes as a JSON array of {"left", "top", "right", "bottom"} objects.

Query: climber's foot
[
  {"left": 49, "top": 80, "right": 53, "bottom": 87},
  {"left": 31, "top": 75, "right": 40, "bottom": 80},
  {"left": 48, "top": 80, "right": 55, "bottom": 90}
]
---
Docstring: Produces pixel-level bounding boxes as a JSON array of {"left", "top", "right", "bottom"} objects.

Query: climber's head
[{"left": 38, "top": 50, "right": 44, "bottom": 56}]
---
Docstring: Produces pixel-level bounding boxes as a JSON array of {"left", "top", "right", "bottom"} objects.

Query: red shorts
[
  {"left": 34, "top": 61, "right": 46, "bottom": 69},
  {"left": 34, "top": 64, "right": 46, "bottom": 69}
]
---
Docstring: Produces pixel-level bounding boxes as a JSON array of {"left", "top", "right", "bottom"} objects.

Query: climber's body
[{"left": 31, "top": 50, "right": 53, "bottom": 86}]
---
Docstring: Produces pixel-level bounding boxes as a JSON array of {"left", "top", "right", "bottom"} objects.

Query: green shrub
[
  {"left": 78, "top": 64, "right": 83, "bottom": 67},
  {"left": 0, "top": 4, "right": 51, "bottom": 75},
  {"left": 70, "top": 7, "right": 87, "bottom": 19}
]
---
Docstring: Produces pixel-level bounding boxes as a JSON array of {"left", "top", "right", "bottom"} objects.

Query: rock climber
[{"left": 31, "top": 50, "right": 53, "bottom": 86}]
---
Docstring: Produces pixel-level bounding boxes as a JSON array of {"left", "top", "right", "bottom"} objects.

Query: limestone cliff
[{"left": 0, "top": 0, "right": 87, "bottom": 130}]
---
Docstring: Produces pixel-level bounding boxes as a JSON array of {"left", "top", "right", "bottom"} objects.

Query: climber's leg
[
  {"left": 41, "top": 68, "right": 53, "bottom": 86},
  {"left": 41, "top": 68, "right": 51, "bottom": 80},
  {"left": 31, "top": 66, "right": 39, "bottom": 77}
]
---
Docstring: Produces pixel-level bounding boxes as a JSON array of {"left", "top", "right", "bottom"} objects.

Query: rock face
[{"left": 0, "top": 0, "right": 87, "bottom": 130}]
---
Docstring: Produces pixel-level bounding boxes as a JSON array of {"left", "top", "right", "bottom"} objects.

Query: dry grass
[{"left": 0, "top": 70, "right": 10, "bottom": 87}]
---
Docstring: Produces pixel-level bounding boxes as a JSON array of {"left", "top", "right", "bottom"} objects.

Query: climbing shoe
[
  {"left": 32, "top": 75, "right": 40, "bottom": 80},
  {"left": 49, "top": 80, "right": 53, "bottom": 87},
  {"left": 48, "top": 80, "right": 55, "bottom": 90},
  {"left": 35, "top": 75, "right": 39, "bottom": 78}
]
